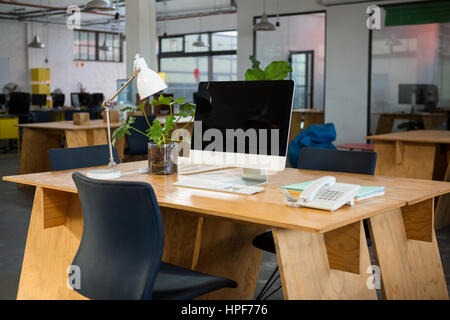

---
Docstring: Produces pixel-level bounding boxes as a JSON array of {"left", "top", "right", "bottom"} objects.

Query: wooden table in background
[
  {"left": 374, "top": 112, "right": 446, "bottom": 135},
  {"left": 366, "top": 130, "right": 450, "bottom": 229},
  {"left": 18, "top": 120, "right": 124, "bottom": 175},
  {"left": 288, "top": 109, "right": 324, "bottom": 144},
  {"left": 4, "top": 162, "right": 450, "bottom": 300}
]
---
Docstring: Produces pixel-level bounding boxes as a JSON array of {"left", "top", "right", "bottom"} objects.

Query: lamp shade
[
  {"left": 254, "top": 13, "right": 276, "bottom": 31},
  {"left": 84, "top": 0, "right": 116, "bottom": 11},
  {"left": 28, "top": 35, "right": 46, "bottom": 48},
  {"left": 133, "top": 54, "right": 167, "bottom": 99}
]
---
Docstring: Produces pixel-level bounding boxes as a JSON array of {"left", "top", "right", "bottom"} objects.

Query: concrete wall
[{"left": 0, "top": 19, "right": 126, "bottom": 104}]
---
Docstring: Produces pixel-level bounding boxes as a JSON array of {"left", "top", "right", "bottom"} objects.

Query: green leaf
[
  {"left": 263, "top": 61, "right": 292, "bottom": 80},
  {"left": 153, "top": 94, "right": 173, "bottom": 106},
  {"left": 249, "top": 55, "right": 261, "bottom": 69},
  {"left": 174, "top": 97, "right": 186, "bottom": 105},
  {"left": 163, "top": 114, "right": 176, "bottom": 135},
  {"left": 148, "top": 119, "right": 164, "bottom": 145},
  {"left": 120, "top": 105, "right": 137, "bottom": 113},
  {"left": 128, "top": 116, "right": 136, "bottom": 125},
  {"left": 178, "top": 102, "right": 195, "bottom": 117},
  {"left": 245, "top": 68, "right": 266, "bottom": 81}
]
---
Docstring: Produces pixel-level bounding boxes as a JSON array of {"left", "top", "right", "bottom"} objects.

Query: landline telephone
[{"left": 282, "top": 176, "right": 360, "bottom": 211}]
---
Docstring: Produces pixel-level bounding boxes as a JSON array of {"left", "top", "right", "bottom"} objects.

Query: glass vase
[{"left": 148, "top": 142, "right": 178, "bottom": 175}]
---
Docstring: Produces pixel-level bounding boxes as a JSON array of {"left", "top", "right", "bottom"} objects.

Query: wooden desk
[
  {"left": 18, "top": 120, "right": 124, "bottom": 175},
  {"left": 289, "top": 109, "right": 324, "bottom": 144},
  {"left": 4, "top": 162, "right": 450, "bottom": 300},
  {"left": 366, "top": 130, "right": 450, "bottom": 229},
  {"left": 374, "top": 112, "right": 446, "bottom": 134}
]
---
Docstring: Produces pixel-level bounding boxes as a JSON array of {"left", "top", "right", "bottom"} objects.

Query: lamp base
[{"left": 86, "top": 169, "right": 122, "bottom": 180}]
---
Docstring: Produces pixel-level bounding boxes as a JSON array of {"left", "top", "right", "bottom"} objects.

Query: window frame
[
  {"left": 73, "top": 29, "right": 123, "bottom": 63},
  {"left": 158, "top": 29, "right": 238, "bottom": 80}
]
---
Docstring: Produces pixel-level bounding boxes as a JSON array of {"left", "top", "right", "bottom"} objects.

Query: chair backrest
[
  {"left": 52, "top": 93, "right": 65, "bottom": 108},
  {"left": 0, "top": 94, "right": 6, "bottom": 106},
  {"left": 48, "top": 145, "right": 120, "bottom": 171},
  {"left": 79, "top": 93, "right": 91, "bottom": 107},
  {"left": 298, "top": 147, "right": 377, "bottom": 175},
  {"left": 30, "top": 111, "right": 52, "bottom": 123},
  {"left": 8, "top": 92, "right": 31, "bottom": 115},
  {"left": 89, "top": 93, "right": 104, "bottom": 108},
  {"left": 71, "top": 172, "right": 164, "bottom": 299},
  {"left": 126, "top": 115, "right": 156, "bottom": 155}
]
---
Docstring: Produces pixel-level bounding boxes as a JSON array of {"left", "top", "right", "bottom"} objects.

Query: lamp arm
[{"left": 102, "top": 68, "right": 140, "bottom": 168}]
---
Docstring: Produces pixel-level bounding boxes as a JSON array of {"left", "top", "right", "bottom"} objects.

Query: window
[
  {"left": 369, "top": 6, "right": 450, "bottom": 135},
  {"left": 159, "top": 30, "right": 238, "bottom": 102},
  {"left": 73, "top": 30, "right": 123, "bottom": 62},
  {"left": 255, "top": 13, "right": 326, "bottom": 110}
]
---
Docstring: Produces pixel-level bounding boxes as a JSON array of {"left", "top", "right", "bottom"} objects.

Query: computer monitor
[
  {"left": 31, "top": 94, "right": 47, "bottom": 107},
  {"left": 0, "top": 94, "right": 5, "bottom": 108},
  {"left": 398, "top": 84, "right": 439, "bottom": 111},
  {"left": 187, "top": 80, "right": 294, "bottom": 181},
  {"left": 79, "top": 93, "right": 91, "bottom": 107},
  {"left": 71, "top": 93, "right": 80, "bottom": 109}
]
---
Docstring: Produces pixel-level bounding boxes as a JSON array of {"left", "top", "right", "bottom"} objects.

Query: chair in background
[
  {"left": 48, "top": 145, "right": 120, "bottom": 171},
  {"left": 0, "top": 94, "right": 6, "bottom": 109},
  {"left": 30, "top": 111, "right": 52, "bottom": 123},
  {"left": 87, "top": 93, "right": 104, "bottom": 119},
  {"left": 31, "top": 94, "right": 47, "bottom": 109},
  {"left": 52, "top": 93, "right": 65, "bottom": 108},
  {"left": 7, "top": 92, "right": 31, "bottom": 123},
  {"left": 71, "top": 172, "right": 237, "bottom": 299},
  {"left": 252, "top": 147, "right": 377, "bottom": 300},
  {"left": 125, "top": 115, "right": 156, "bottom": 160}
]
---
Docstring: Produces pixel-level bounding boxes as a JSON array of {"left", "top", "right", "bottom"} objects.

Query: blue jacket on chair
[{"left": 288, "top": 123, "right": 337, "bottom": 166}]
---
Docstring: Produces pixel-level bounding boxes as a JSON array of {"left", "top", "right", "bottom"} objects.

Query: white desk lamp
[{"left": 87, "top": 54, "right": 167, "bottom": 179}]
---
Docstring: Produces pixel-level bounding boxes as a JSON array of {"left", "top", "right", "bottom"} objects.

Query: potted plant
[
  {"left": 113, "top": 94, "right": 195, "bottom": 175},
  {"left": 245, "top": 56, "right": 292, "bottom": 80}
]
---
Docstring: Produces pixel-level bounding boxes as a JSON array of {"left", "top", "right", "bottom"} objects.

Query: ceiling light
[
  {"left": 28, "top": 35, "right": 46, "bottom": 49},
  {"left": 192, "top": 35, "right": 207, "bottom": 47},
  {"left": 84, "top": 0, "right": 116, "bottom": 12},
  {"left": 254, "top": 0, "right": 276, "bottom": 31}
]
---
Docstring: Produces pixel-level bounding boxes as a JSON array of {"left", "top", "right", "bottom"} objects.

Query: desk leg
[
  {"left": 272, "top": 221, "right": 377, "bottom": 299},
  {"left": 161, "top": 208, "right": 265, "bottom": 300},
  {"left": 17, "top": 187, "right": 85, "bottom": 300},
  {"left": 369, "top": 200, "right": 448, "bottom": 299},
  {"left": 20, "top": 128, "right": 61, "bottom": 174},
  {"left": 374, "top": 141, "right": 437, "bottom": 179},
  {"left": 435, "top": 148, "right": 450, "bottom": 229}
]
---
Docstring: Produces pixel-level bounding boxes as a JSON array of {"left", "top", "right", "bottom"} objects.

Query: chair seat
[
  {"left": 152, "top": 262, "right": 237, "bottom": 300},
  {"left": 252, "top": 230, "right": 276, "bottom": 254}
]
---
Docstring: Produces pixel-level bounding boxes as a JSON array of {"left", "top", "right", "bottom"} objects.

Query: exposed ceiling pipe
[{"left": 0, "top": 0, "right": 125, "bottom": 18}]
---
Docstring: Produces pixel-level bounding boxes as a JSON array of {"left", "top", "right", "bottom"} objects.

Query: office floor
[{"left": 0, "top": 154, "right": 449, "bottom": 300}]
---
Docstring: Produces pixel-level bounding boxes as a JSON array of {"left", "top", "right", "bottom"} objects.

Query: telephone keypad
[{"left": 318, "top": 190, "right": 343, "bottom": 201}]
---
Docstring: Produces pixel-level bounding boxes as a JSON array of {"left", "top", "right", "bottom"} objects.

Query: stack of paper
[{"left": 281, "top": 181, "right": 385, "bottom": 201}]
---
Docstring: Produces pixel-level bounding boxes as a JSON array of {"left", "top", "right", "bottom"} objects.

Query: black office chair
[
  {"left": 30, "top": 111, "right": 52, "bottom": 123},
  {"left": 71, "top": 172, "right": 237, "bottom": 299},
  {"left": 64, "top": 109, "right": 82, "bottom": 121},
  {"left": 252, "top": 147, "right": 377, "bottom": 300},
  {"left": 126, "top": 115, "right": 156, "bottom": 155},
  {"left": 52, "top": 93, "right": 65, "bottom": 108},
  {"left": 48, "top": 145, "right": 120, "bottom": 171},
  {"left": 7, "top": 92, "right": 31, "bottom": 123},
  {"left": 79, "top": 93, "right": 91, "bottom": 107},
  {"left": 0, "top": 93, "right": 6, "bottom": 109}
]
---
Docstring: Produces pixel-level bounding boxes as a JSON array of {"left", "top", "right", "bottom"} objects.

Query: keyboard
[
  {"left": 173, "top": 177, "right": 265, "bottom": 195},
  {"left": 178, "top": 163, "right": 230, "bottom": 175}
]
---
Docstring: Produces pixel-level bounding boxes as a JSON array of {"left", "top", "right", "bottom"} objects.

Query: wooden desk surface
[
  {"left": 292, "top": 108, "right": 324, "bottom": 114},
  {"left": 366, "top": 130, "right": 450, "bottom": 144},
  {"left": 17, "top": 120, "right": 121, "bottom": 130},
  {"left": 4, "top": 161, "right": 450, "bottom": 234}
]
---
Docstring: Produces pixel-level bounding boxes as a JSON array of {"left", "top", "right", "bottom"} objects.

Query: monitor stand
[{"left": 228, "top": 168, "right": 268, "bottom": 187}]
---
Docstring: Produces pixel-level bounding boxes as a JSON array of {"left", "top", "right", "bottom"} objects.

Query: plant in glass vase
[{"left": 113, "top": 94, "right": 195, "bottom": 175}]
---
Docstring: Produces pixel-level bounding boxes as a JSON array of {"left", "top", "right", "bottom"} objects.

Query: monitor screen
[
  {"left": 31, "top": 94, "right": 47, "bottom": 106},
  {"left": 192, "top": 80, "right": 294, "bottom": 157},
  {"left": 71, "top": 93, "right": 80, "bottom": 108},
  {"left": 398, "top": 84, "right": 439, "bottom": 105}
]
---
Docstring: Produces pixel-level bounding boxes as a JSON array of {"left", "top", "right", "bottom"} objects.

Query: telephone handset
[{"left": 283, "top": 176, "right": 360, "bottom": 211}]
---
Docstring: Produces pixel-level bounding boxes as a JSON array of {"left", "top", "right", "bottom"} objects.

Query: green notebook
[{"left": 281, "top": 180, "right": 385, "bottom": 200}]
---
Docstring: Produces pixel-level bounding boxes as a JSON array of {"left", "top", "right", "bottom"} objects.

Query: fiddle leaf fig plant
[
  {"left": 112, "top": 94, "right": 195, "bottom": 148},
  {"left": 245, "top": 55, "right": 292, "bottom": 81}
]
